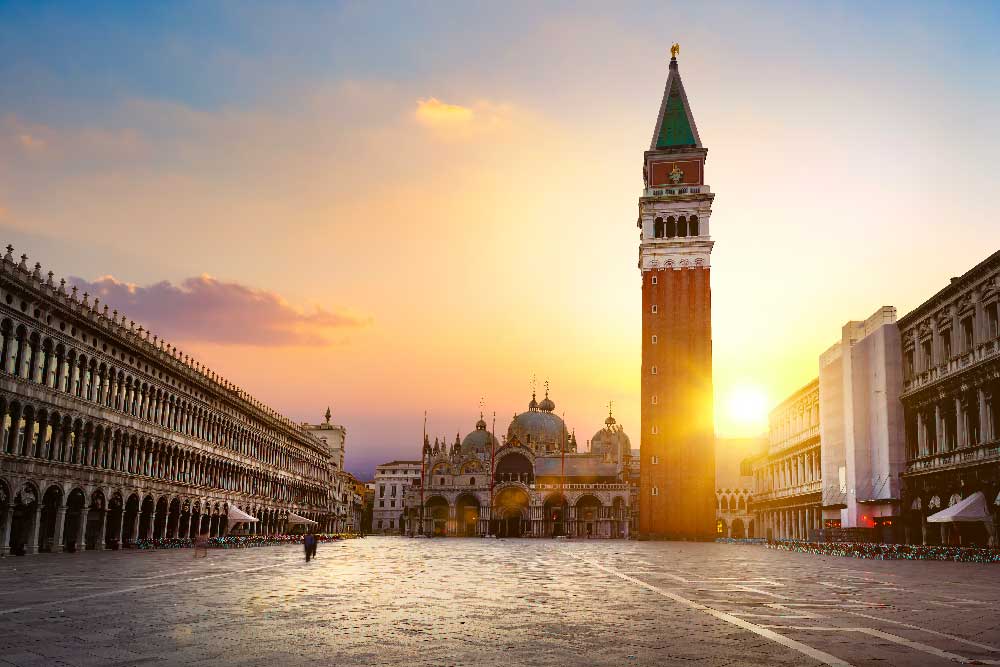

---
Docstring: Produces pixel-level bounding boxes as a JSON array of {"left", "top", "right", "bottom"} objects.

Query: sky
[{"left": 2, "top": 1, "right": 999, "bottom": 479}]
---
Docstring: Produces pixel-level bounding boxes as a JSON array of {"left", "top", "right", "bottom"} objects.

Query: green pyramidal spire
[{"left": 651, "top": 53, "right": 701, "bottom": 150}]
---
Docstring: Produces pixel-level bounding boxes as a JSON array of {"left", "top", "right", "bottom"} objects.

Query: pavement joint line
[
  {"left": 760, "top": 626, "right": 1000, "bottom": 665},
  {"left": 0, "top": 562, "right": 284, "bottom": 616},
  {"left": 567, "top": 553, "right": 852, "bottom": 667},
  {"left": 845, "top": 611, "right": 1000, "bottom": 653}
]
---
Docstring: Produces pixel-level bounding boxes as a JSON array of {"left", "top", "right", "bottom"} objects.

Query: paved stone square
[{"left": 0, "top": 539, "right": 998, "bottom": 666}]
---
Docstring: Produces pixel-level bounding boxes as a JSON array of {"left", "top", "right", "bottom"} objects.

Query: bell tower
[{"left": 638, "top": 45, "right": 716, "bottom": 540}]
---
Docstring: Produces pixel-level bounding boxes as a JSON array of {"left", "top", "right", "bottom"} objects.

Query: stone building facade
[
  {"left": 899, "top": 250, "right": 1000, "bottom": 546},
  {"left": 715, "top": 437, "right": 763, "bottom": 539},
  {"left": 749, "top": 379, "right": 823, "bottom": 540},
  {"left": 372, "top": 460, "right": 421, "bottom": 534},
  {"left": 638, "top": 50, "right": 716, "bottom": 540},
  {"left": 302, "top": 409, "right": 352, "bottom": 532},
  {"left": 0, "top": 245, "right": 332, "bottom": 555},
  {"left": 404, "top": 393, "right": 634, "bottom": 539},
  {"left": 819, "top": 307, "right": 905, "bottom": 541}
]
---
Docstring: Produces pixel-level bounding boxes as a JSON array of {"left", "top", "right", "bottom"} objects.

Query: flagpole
[
  {"left": 489, "top": 411, "right": 496, "bottom": 537},
  {"left": 419, "top": 410, "right": 427, "bottom": 537}
]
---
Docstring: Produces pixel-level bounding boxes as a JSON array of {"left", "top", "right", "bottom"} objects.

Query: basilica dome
[
  {"left": 590, "top": 412, "right": 632, "bottom": 462},
  {"left": 461, "top": 415, "right": 499, "bottom": 456},
  {"left": 507, "top": 391, "right": 568, "bottom": 454}
]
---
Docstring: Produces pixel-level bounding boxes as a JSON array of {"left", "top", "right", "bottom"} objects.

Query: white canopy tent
[
  {"left": 286, "top": 512, "right": 318, "bottom": 526},
  {"left": 927, "top": 491, "right": 995, "bottom": 545},
  {"left": 227, "top": 506, "right": 259, "bottom": 524},
  {"left": 927, "top": 491, "right": 991, "bottom": 523}
]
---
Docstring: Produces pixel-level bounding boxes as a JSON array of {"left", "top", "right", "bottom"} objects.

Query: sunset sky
[{"left": 2, "top": 2, "right": 999, "bottom": 478}]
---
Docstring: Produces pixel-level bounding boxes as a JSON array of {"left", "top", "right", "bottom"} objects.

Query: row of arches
[
  {"left": 406, "top": 488, "right": 629, "bottom": 539},
  {"left": 0, "top": 394, "right": 327, "bottom": 508},
  {"left": 653, "top": 215, "right": 699, "bottom": 239},
  {"left": 1, "top": 477, "right": 327, "bottom": 554},
  {"left": 0, "top": 316, "right": 326, "bottom": 481}
]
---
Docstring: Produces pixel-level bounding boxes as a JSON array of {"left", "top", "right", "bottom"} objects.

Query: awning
[
  {"left": 927, "top": 491, "right": 991, "bottom": 523},
  {"left": 286, "top": 512, "right": 318, "bottom": 526},
  {"left": 227, "top": 506, "right": 259, "bottom": 523}
]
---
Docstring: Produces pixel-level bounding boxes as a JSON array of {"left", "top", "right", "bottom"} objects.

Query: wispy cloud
[
  {"left": 70, "top": 274, "right": 369, "bottom": 347},
  {"left": 415, "top": 97, "right": 474, "bottom": 125}
]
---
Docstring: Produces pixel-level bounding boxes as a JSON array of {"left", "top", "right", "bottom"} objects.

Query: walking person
[{"left": 303, "top": 531, "right": 316, "bottom": 562}]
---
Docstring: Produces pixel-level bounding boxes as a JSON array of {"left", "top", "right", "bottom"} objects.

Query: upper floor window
[
  {"left": 651, "top": 455, "right": 659, "bottom": 464},
  {"left": 651, "top": 305, "right": 658, "bottom": 314},
  {"left": 904, "top": 349, "right": 914, "bottom": 379},
  {"left": 651, "top": 335, "right": 658, "bottom": 344},
  {"left": 961, "top": 316, "right": 974, "bottom": 352},
  {"left": 651, "top": 365, "right": 658, "bottom": 375},
  {"left": 921, "top": 339, "right": 933, "bottom": 370},
  {"left": 941, "top": 329, "right": 952, "bottom": 360},
  {"left": 651, "top": 275, "right": 658, "bottom": 285},
  {"left": 988, "top": 302, "right": 999, "bottom": 339}
]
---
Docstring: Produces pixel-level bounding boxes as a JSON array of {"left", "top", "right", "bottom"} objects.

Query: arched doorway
[
  {"left": 731, "top": 518, "right": 745, "bottom": 539},
  {"left": 456, "top": 494, "right": 480, "bottom": 536},
  {"left": 544, "top": 493, "right": 568, "bottom": 537},
  {"left": 8, "top": 483, "right": 38, "bottom": 555},
  {"left": 153, "top": 496, "right": 168, "bottom": 539},
  {"left": 493, "top": 486, "right": 530, "bottom": 537},
  {"left": 716, "top": 518, "right": 728, "bottom": 538},
  {"left": 166, "top": 498, "right": 181, "bottom": 538},
  {"left": 122, "top": 494, "right": 140, "bottom": 546},
  {"left": 426, "top": 496, "right": 449, "bottom": 536},
  {"left": 63, "top": 488, "right": 87, "bottom": 552},
  {"left": 87, "top": 490, "right": 106, "bottom": 549},
  {"left": 39, "top": 485, "right": 63, "bottom": 552},
  {"left": 138, "top": 495, "right": 154, "bottom": 540},
  {"left": 0, "top": 479, "right": 9, "bottom": 553},
  {"left": 575, "top": 495, "right": 602, "bottom": 538}
]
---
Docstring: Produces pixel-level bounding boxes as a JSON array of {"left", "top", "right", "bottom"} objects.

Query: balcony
[
  {"left": 642, "top": 185, "right": 711, "bottom": 198},
  {"left": 906, "top": 441, "right": 1000, "bottom": 474},
  {"left": 768, "top": 425, "right": 820, "bottom": 455},
  {"left": 903, "top": 338, "right": 1000, "bottom": 395},
  {"left": 751, "top": 479, "right": 822, "bottom": 504}
]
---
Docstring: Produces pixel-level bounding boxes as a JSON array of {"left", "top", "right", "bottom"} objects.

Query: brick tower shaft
[{"left": 637, "top": 49, "right": 716, "bottom": 540}]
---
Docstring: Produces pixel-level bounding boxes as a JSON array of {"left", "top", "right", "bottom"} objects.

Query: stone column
[
  {"left": 146, "top": 512, "right": 156, "bottom": 540},
  {"left": 934, "top": 404, "right": 943, "bottom": 453},
  {"left": 979, "top": 388, "right": 991, "bottom": 443},
  {"left": 26, "top": 506, "right": 42, "bottom": 555},
  {"left": 1, "top": 505, "right": 13, "bottom": 555},
  {"left": 805, "top": 508, "right": 811, "bottom": 540},
  {"left": 917, "top": 410, "right": 926, "bottom": 456},
  {"left": 96, "top": 509, "right": 107, "bottom": 550},
  {"left": 956, "top": 397, "right": 966, "bottom": 449},
  {"left": 77, "top": 506, "right": 89, "bottom": 550},
  {"left": 52, "top": 506, "right": 67, "bottom": 553}
]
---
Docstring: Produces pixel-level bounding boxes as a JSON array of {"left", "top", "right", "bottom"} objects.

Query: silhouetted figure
[{"left": 304, "top": 532, "right": 317, "bottom": 562}]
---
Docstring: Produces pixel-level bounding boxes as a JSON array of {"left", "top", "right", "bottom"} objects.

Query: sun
[{"left": 724, "top": 384, "right": 769, "bottom": 430}]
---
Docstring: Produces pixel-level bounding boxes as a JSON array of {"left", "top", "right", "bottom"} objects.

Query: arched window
[
  {"left": 469, "top": 477, "right": 475, "bottom": 485},
  {"left": 439, "top": 477, "right": 445, "bottom": 486},
  {"left": 653, "top": 217, "right": 664, "bottom": 238},
  {"left": 666, "top": 216, "right": 677, "bottom": 238},
  {"left": 677, "top": 216, "right": 688, "bottom": 237},
  {"left": 689, "top": 215, "right": 699, "bottom": 236}
]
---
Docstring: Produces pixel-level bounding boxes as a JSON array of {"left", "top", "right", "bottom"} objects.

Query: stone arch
[
  {"left": 544, "top": 492, "right": 569, "bottom": 537},
  {"left": 575, "top": 494, "right": 603, "bottom": 538},
  {"left": 731, "top": 517, "right": 746, "bottom": 539},
  {"left": 455, "top": 493, "right": 480, "bottom": 537},
  {"left": 494, "top": 451, "right": 533, "bottom": 484},
  {"left": 39, "top": 484, "right": 63, "bottom": 552},
  {"left": 492, "top": 486, "right": 529, "bottom": 537}
]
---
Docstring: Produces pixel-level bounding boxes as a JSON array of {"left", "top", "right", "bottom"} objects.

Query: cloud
[
  {"left": 70, "top": 274, "right": 369, "bottom": 347},
  {"left": 415, "top": 97, "right": 474, "bottom": 125}
]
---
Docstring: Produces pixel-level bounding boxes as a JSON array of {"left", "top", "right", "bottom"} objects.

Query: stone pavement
[{"left": 0, "top": 538, "right": 998, "bottom": 666}]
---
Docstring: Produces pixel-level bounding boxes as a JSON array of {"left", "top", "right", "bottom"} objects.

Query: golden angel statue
[{"left": 670, "top": 43, "right": 680, "bottom": 59}]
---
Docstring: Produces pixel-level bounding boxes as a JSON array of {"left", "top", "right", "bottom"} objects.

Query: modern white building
[
  {"left": 372, "top": 460, "right": 421, "bottom": 534},
  {"left": 819, "top": 306, "right": 905, "bottom": 540}
]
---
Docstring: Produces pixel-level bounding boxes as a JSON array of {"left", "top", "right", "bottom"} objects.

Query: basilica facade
[
  {"left": 0, "top": 245, "right": 334, "bottom": 555},
  {"left": 403, "top": 390, "right": 636, "bottom": 538}
]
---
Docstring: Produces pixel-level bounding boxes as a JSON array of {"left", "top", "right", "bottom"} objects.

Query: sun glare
[{"left": 725, "top": 384, "right": 769, "bottom": 429}]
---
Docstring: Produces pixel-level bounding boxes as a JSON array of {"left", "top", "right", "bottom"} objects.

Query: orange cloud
[
  {"left": 415, "top": 97, "right": 475, "bottom": 125},
  {"left": 70, "top": 274, "right": 370, "bottom": 347}
]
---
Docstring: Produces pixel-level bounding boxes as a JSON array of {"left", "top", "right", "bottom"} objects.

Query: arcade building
[{"left": 403, "top": 389, "right": 636, "bottom": 538}]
